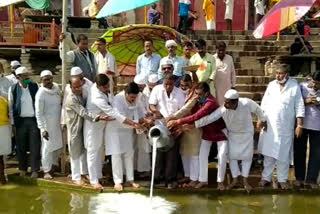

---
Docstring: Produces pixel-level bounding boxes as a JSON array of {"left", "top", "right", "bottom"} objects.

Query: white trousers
[
  {"left": 41, "top": 148, "right": 60, "bottom": 173},
  {"left": 262, "top": 155, "right": 289, "bottom": 182},
  {"left": 229, "top": 159, "right": 252, "bottom": 178},
  {"left": 70, "top": 152, "right": 87, "bottom": 181},
  {"left": 181, "top": 155, "right": 199, "bottom": 181},
  {"left": 112, "top": 151, "right": 134, "bottom": 184},
  {"left": 206, "top": 20, "right": 216, "bottom": 30},
  {"left": 87, "top": 145, "right": 103, "bottom": 184},
  {"left": 199, "top": 140, "right": 228, "bottom": 182}
]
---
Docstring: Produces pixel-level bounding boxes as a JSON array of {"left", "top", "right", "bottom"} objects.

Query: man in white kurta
[
  {"left": 133, "top": 75, "right": 152, "bottom": 176},
  {"left": 258, "top": 65, "right": 305, "bottom": 189},
  {"left": 61, "top": 67, "right": 93, "bottom": 178},
  {"left": 194, "top": 89, "right": 266, "bottom": 191},
  {"left": 35, "top": 70, "right": 63, "bottom": 179},
  {"left": 214, "top": 41, "right": 236, "bottom": 106},
  {"left": 94, "top": 38, "right": 118, "bottom": 95},
  {"left": 105, "top": 82, "right": 143, "bottom": 191},
  {"left": 84, "top": 74, "right": 131, "bottom": 189},
  {"left": 149, "top": 74, "right": 185, "bottom": 188}
]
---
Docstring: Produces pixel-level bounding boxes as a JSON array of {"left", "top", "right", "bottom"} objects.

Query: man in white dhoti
[
  {"left": 84, "top": 74, "right": 141, "bottom": 190},
  {"left": 224, "top": 0, "right": 234, "bottom": 33},
  {"left": 61, "top": 67, "right": 93, "bottom": 179},
  {"left": 214, "top": 41, "right": 236, "bottom": 106},
  {"left": 0, "top": 93, "right": 11, "bottom": 184},
  {"left": 35, "top": 70, "right": 63, "bottom": 179},
  {"left": 189, "top": 89, "right": 266, "bottom": 191},
  {"left": 65, "top": 77, "right": 107, "bottom": 185},
  {"left": 258, "top": 64, "right": 305, "bottom": 190},
  {"left": 105, "top": 82, "right": 144, "bottom": 191},
  {"left": 95, "top": 38, "right": 117, "bottom": 95},
  {"left": 149, "top": 74, "right": 185, "bottom": 189}
]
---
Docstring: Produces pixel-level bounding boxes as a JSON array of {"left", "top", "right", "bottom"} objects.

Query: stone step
[
  {"left": 236, "top": 76, "right": 273, "bottom": 84},
  {"left": 236, "top": 69, "right": 265, "bottom": 76},
  {"left": 239, "top": 91, "right": 265, "bottom": 101},
  {"left": 235, "top": 84, "right": 267, "bottom": 92},
  {"left": 206, "top": 39, "right": 276, "bottom": 46}
]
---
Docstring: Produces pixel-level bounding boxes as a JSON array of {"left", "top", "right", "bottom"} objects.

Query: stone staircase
[{"left": 191, "top": 30, "right": 320, "bottom": 103}]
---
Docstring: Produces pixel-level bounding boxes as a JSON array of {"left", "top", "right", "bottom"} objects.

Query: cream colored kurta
[
  {"left": 189, "top": 53, "right": 216, "bottom": 96},
  {"left": 258, "top": 79, "right": 305, "bottom": 163},
  {"left": 35, "top": 83, "right": 63, "bottom": 153},
  {"left": 214, "top": 53, "right": 236, "bottom": 106},
  {"left": 105, "top": 91, "right": 141, "bottom": 155},
  {"left": 195, "top": 98, "right": 266, "bottom": 160},
  {"left": 95, "top": 51, "right": 118, "bottom": 95}
]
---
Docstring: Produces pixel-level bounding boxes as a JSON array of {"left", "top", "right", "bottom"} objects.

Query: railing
[{"left": 0, "top": 19, "right": 61, "bottom": 48}]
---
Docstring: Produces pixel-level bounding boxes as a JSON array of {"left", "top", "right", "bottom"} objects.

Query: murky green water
[{"left": 1, "top": 184, "right": 319, "bottom": 214}]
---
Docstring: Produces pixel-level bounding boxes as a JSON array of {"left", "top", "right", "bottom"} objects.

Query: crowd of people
[{"left": 0, "top": 32, "right": 319, "bottom": 193}]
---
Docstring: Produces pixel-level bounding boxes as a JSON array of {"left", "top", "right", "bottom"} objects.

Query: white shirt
[
  {"left": 5, "top": 74, "right": 18, "bottom": 86},
  {"left": 149, "top": 84, "right": 185, "bottom": 118},
  {"left": 0, "top": 76, "right": 12, "bottom": 98},
  {"left": 20, "top": 86, "right": 35, "bottom": 118}
]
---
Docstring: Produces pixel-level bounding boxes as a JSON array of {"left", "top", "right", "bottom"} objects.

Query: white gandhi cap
[
  {"left": 70, "top": 67, "right": 83, "bottom": 76},
  {"left": 134, "top": 74, "right": 147, "bottom": 85},
  {"left": 148, "top": 74, "right": 158, "bottom": 83},
  {"left": 15, "top": 66, "right": 30, "bottom": 75},
  {"left": 10, "top": 60, "right": 21, "bottom": 67},
  {"left": 165, "top": 40, "right": 177, "bottom": 48},
  {"left": 224, "top": 89, "right": 239, "bottom": 99},
  {"left": 40, "top": 70, "right": 53, "bottom": 77}
]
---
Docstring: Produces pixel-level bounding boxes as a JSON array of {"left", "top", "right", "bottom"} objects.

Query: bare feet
[
  {"left": 217, "top": 182, "right": 225, "bottom": 191},
  {"left": 19, "top": 170, "right": 26, "bottom": 177},
  {"left": 167, "top": 182, "right": 178, "bottom": 189},
  {"left": 258, "top": 179, "right": 270, "bottom": 188},
  {"left": 187, "top": 180, "right": 198, "bottom": 188},
  {"left": 228, "top": 177, "right": 239, "bottom": 189},
  {"left": 127, "top": 181, "right": 140, "bottom": 188},
  {"left": 73, "top": 180, "right": 85, "bottom": 185},
  {"left": 31, "top": 172, "right": 38, "bottom": 178},
  {"left": 194, "top": 182, "right": 208, "bottom": 189},
  {"left": 92, "top": 183, "right": 103, "bottom": 190},
  {"left": 114, "top": 183, "right": 123, "bottom": 192},
  {"left": 243, "top": 177, "right": 252, "bottom": 193},
  {"left": 279, "top": 182, "right": 289, "bottom": 190},
  {"left": 309, "top": 183, "right": 319, "bottom": 189},
  {"left": 44, "top": 173, "right": 53, "bottom": 180}
]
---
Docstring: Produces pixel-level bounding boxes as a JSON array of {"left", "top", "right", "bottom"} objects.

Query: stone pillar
[
  {"left": 90, "top": 19, "right": 100, "bottom": 29},
  {"left": 20, "top": 49, "right": 33, "bottom": 73}
]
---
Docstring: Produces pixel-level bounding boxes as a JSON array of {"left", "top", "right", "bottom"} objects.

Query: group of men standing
[{"left": 0, "top": 31, "right": 319, "bottom": 192}]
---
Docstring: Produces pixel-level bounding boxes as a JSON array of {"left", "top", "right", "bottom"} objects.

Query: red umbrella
[{"left": 253, "top": 0, "right": 317, "bottom": 39}]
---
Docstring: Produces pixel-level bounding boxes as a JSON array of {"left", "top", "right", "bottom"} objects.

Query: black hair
[
  {"left": 163, "top": 73, "right": 175, "bottom": 81},
  {"left": 144, "top": 39, "right": 153, "bottom": 45},
  {"left": 312, "top": 70, "right": 320, "bottom": 81},
  {"left": 195, "top": 81, "right": 210, "bottom": 93},
  {"left": 96, "top": 37, "right": 106, "bottom": 44},
  {"left": 278, "top": 64, "right": 290, "bottom": 73},
  {"left": 76, "top": 34, "right": 88, "bottom": 44},
  {"left": 96, "top": 74, "right": 110, "bottom": 86},
  {"left": 216, "top": 41, "right": 227, "bottom": 49},
  {"left": 181, "top": 74, "right": 192, "bottom": 82},
  {"left": 183, "top": 41, "right": 193, "bottom": 48},
  {"left": 125, "top": 82, "right": 140, "bottom": 94},
  {"left": 195, "top": 39, "right": 206, "bottom": 48}
]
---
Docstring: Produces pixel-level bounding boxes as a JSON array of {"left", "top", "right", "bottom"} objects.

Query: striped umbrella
[{"left": 253, "top": 0, "right": 317, "bottom": 39}]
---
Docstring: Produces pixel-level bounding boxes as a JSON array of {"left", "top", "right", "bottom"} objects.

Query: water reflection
[{"left": 0, "top": 185, "right": 320, "bottom": 214}]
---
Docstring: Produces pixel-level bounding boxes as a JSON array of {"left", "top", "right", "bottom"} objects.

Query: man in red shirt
[{"left": 167, "top": 82, "right": 227, "bottom": 190}]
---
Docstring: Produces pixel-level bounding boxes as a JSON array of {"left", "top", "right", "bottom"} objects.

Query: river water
[{"left": 1, "top": 184, "right": 319, "bottom": 214}]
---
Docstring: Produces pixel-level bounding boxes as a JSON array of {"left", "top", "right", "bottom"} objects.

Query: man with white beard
[
  {"left": 105, "top": 82, "right": 144, "bottom": 191},
  {"left": 84, "top": 74, "right": 141, "bottom": 190},
  {"left": 258, "top": 64, "right": 305, "bottom": 190},
  {"left": 186, "top": 89, "right": 266, "bottom": 191},
  {"left": 35, "top": 70, "right": 63, "bottom": 179},
  {"left": 61, "top": 67, "right": 92, "bottom": 178}
]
